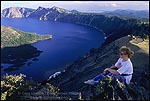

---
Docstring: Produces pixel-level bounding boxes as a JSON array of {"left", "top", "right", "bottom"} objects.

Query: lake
[{"left": 1, "top": 18, "right": 105, "bottom": 82}]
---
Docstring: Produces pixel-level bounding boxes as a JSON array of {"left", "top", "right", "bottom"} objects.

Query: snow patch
[{"left": 48, "top": 71, "right": 61, "bottom": 80}]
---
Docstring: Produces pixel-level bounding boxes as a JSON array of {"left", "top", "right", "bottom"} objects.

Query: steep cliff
[{"left": 1, "top": 7, "right": 35, "bottom": 18}]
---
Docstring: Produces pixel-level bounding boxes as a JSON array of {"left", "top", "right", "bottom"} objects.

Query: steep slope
[
  {"left": 28, "top": 6, "right": 72, "bottom": 20},
  {"left": 47, "top": 35, "right": 149, "bottom": 94},
  {"left": 1, "top": 26, "right": 52, "bottom": 48},
  {"left": 50, "top": 6, "right": 72, "bottom": 14},
  {"left": 1, "top": 7, "right": 35, "bottom": 18},
  {"left": 28, "top": 6, "right": 50, "bottom": 20}
]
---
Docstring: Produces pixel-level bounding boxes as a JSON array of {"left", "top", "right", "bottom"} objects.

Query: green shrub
[{"left": 1, "top": 74, "right": 26, "bottom": 100}]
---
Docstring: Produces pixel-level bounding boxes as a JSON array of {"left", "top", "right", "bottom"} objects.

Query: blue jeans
[{"left": 92, "top": 72, "right": 126, "bottom": 83}]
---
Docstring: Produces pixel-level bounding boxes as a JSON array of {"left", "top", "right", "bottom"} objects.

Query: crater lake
[{"left": 1, "top": 18, "right": 105, "bottom": 82}]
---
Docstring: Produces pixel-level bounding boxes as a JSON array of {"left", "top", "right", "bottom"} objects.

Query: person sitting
[{"left": 84, "top": 46, "right": 134, "bottom": 85}]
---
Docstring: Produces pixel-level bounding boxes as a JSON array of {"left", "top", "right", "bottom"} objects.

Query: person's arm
[
  {"left": 103, "top": 65, "right": 117, "bottom": 74},
  {"left": 110, "top": 65, "right": 117, "bottom": 69},
  {"left": 104, "top": 68, "right": 119, "bottom": 74},
  {"left": 103, "top": 58, "right": 121, "bottom": 74}
]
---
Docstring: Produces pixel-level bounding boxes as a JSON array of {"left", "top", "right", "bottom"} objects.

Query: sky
[{"left": 1, "top": 1, "right": 149, "bottom": 13}]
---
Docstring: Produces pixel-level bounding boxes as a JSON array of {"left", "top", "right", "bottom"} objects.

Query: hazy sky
[{"left": 1, "top": 1, "right": 149, "bottom": 13}]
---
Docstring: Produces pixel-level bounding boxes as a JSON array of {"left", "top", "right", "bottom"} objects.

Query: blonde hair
[{"left": 119, "top": 46, "right": 134, "bottom": 58}]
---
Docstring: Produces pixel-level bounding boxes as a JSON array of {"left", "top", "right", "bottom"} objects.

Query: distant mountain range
[
  {"left": 1, "top": 7, "right": 149, "bottom": 19},
  {"left": 1, "top": 6, "right": 80, "bottom": 18},
  {"left": 102, "top": 9, "right": 149, "bottom": 19}
]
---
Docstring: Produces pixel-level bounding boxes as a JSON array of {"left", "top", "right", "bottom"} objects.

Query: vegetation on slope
[
  {"left": 1, "top": 74, "right": 60, "bottom": 100},
  {"left": 1, "top": 26, "right": 52, "bottom": 48},
  {"left": 82, "top": 75, "right": 149, "bottom": 100}
]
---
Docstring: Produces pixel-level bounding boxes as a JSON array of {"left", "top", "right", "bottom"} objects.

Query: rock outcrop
[{"left": 1, "top": 7, "right": 35, "bottom": 18}]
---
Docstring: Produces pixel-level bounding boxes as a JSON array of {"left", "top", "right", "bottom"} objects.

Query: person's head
[{"left": 119, "top": 46, "right": 134, "bottom": 59}]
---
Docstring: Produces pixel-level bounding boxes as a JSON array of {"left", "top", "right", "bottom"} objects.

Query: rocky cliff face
[
  {"left": 1, "top": 7, "right": 35, "bottom": 18},
  {"left": 28, "top": 6, "right": 72, "bottom": 21},
  {"left": 28, "top": 6, "right": 50, "bottom": 20}
]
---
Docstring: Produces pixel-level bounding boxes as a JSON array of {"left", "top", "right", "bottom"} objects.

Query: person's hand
[
  {"left": 104, "top": 68, "right": 109, "bottom": 72},
  {"left": 103, "top": 68, "right": 109, "bottom": 74}
]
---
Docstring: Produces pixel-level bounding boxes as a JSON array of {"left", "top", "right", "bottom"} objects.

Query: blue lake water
[{"left": 1, "top": 18, "right": 105, "bottom": 81}]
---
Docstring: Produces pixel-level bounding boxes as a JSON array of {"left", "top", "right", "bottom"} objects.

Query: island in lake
[{"left": 1, "top": 26, "right": 52, "bottom": 48}]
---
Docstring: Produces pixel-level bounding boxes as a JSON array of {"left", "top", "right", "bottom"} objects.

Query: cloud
[
  {"left": 111, "top": 3, "right": 118, "bottom": 7},
  {"left": 97, "top": 2, "right": 120, "bottom": 8}
]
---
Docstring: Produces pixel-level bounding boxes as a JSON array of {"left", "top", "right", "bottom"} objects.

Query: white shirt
[{"left": 115, "top": 58, "right": 133, "bottom": 84}]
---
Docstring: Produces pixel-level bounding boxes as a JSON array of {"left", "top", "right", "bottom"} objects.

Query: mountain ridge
[
  {"left": 2, "top": 6, "right": 149, "bottom": 19},
  {"left": 102, "top": 9, "right": 149, "bottom": 19}
]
